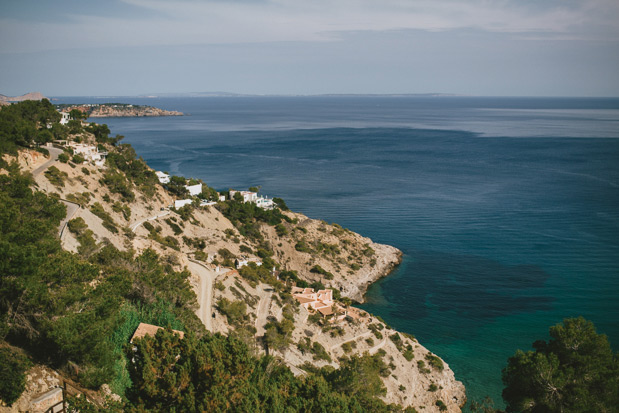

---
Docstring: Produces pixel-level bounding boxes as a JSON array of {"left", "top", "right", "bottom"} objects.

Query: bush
[
  {"left": 44, "top": 165, "right": 68, "bottom": 187},
  {"left": 58, "top": 152, "right": 70, "bottom": 163},
  {"left": 67, "top": 217, "right": 88, "bottom": 234},
  {"left": 0, "top": 347, "right": 31, "bottom": 406},
  {"left": 425, "top": 353, "right": 444, "bottom": 372}
]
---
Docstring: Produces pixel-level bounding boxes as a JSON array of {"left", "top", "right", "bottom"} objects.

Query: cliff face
[{"left": 16, "top": 132, "right": 465, "bottom": 412}]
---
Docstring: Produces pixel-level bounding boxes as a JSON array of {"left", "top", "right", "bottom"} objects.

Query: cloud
[{"left": 1, "top": 0, "right": 618, "bottom": 53}]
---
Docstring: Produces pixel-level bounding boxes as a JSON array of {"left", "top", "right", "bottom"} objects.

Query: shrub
[
  {"left": 425, "top": 353, "right": 444, "bottom": 372},
  {"left": 0, "top": 347, "right": 31, "bottom": 406},
  {"left": 58, "top": 152, "right": 70, "bottom": 163},
  {"left": 435, "top": 400, "right": 447, "bottom": 411},
  {"left": 294, "top": 240, "right": 312, "bottom": 253},
  {"left": 44, "top": 165, "right": 68, "bottom": 187},
  {"left": 67, "top": 217, "right": 88, "bottom": 234}
]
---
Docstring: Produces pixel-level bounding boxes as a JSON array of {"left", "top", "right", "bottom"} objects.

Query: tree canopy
[{"left": 502, "top": 317, "right": 619, "bottom": 412}]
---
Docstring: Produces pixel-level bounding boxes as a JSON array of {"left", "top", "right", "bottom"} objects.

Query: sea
[{"left": 54, "top": 95, "right": 619, "bottom": 407}]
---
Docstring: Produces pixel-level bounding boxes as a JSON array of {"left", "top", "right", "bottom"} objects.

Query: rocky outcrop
[{"left": 0, "top": 92, "right": 46, "bottom": 103}]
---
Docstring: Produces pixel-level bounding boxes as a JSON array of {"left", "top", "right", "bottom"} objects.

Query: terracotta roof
[
  {"left": 317, "top": 306, "right": 334, "bottom": 316},
  {"left": 130, "top": 322, "right": 185, "bottom": 342},
  {"left": 295, "top": 296, "right": 316, "bottom": 304}
]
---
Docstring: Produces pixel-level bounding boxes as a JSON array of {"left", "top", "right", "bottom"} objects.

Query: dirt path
[
  {"left": 368, "top": 337, "right": 387, "bottom": 355},
  {"left": 130, "top": 210, "right": 170, "bottom": 232},
  {"left": 254, "top": 284, "right": 273, "bottom": 337},
  {"left": 329, "top": 331, "right": 373, "bottom": 351},
  {"left": 32, "top": 147, "right": 62, "bottom": 176},
  {"left": 188, "top": 260, "right": 217, "bottom": 331}
]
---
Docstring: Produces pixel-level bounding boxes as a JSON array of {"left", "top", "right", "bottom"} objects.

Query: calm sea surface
[{"left": 55, "top": 96, "right": 619, "bottom": 406}]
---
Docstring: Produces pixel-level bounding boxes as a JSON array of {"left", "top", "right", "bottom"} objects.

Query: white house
[
  {"left": 156, "top": 171, "right": 170, "bottom": 184},
  {"left": 219, "top": 194, "right": 226, "bottom": 202},
  {"left": 235, "top": 257, "right": 262, "bottom": 269},
  {"left": 59, "top": 111, "right": 70, "bottom": 125},
  {"left": 174, "top": 199, "right": 193, "bottom": 209},
  {"left": 229, "top": 190, "right": 258, "bottom": 203},
  {"left": 185, "top": 183, "right": 202, "bottom": 196},
  {"left": 68, "top": 143, "right": 106, "bottom": 165},
  {"left": 200, "top": 200, "right": 217, "bottom": 207},
  {"left": 255, "top": 196, "right": 274, "bottom": 210}
]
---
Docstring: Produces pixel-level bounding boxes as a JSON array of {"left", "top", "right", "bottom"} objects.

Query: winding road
[
  {"left": 31, "top": 147, "right": 81, "bottom": 237},
  {"left": 32, "top": 146, "right": 63, "bottom": 177},
  {"left": 329, "top": 331, "right": 373, "bottom": 351},
  {"left": 188, "top": 260, "right": 217, "bottom": 331},
  {"left": 130, "top": 210, "right": 170, "bottom": 232}
]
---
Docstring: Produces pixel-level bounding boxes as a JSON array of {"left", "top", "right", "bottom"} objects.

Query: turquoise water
[{"left": 55, "top": 96, "right": 619, "bottom": 406}]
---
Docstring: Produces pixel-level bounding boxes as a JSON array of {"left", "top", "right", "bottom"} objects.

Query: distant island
[{"left": 56, "top": 103, "right": 183, "bottom": 118}]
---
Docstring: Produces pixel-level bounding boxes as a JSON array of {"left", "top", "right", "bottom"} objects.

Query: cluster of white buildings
[
  {"left": 229, "top": 189, "right": 274, "bottom": 210},
  {"left": 156, "top": 173, "right": 277, "bottom": 211}
]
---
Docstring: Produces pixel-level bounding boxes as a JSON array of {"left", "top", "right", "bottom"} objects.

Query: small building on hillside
[
  {"left": 175, "top": 199, "right": 193, "bottom": 209},
  {"left": 130, "top": 322, "right": 184, "bottom": 343},
  {"left": 235, "top": 257, "right": 262, "bottom": 269},
  {"left": 185, "top": 183, "right": 202, "bottom": 196},
  {"left": 256, "top": 196, "right": 274, "bottom": 210},
  {"left": 156, "top": 171, "right": 170, "bottom": 184},
  {"left": 229, "top": 190, "right": 258, "bottom": 203},
  {"left": 59, "top": 111, "right": 71, "bottom": 125},
  {"left": 68, "top": 142, "right": 107, "bottom": 166},
  {"left": 292, "top": 287, "right": 347, "bottom": 320}
]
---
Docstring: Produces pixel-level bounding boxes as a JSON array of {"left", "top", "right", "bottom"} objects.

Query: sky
[{"left": 1, "top": 0, "right": 618, "bottom": 97}]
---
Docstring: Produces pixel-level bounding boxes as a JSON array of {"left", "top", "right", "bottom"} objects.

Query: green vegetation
[
  {"left": 0, "top": 99, "right": 60, "bottom": 155},
  {"left": 91, "top": 202, "right": 118, "bottom": 233},
  {"left": 424, "top": 353, "right": 444, "bottom": 372},
  {"left": 0, "top": 347, "right": 31, "bottom": 406},
  {"left": 105, "top": 144, "right": 158, "bottom": 197},
  {"left": 58, "top": 152, "right": 70, "bottom": 163},
  {"left": 0, "top": 167, "right": 201, "bottom": 401},
  {"left": 216, "top": 195, "right": 292, "bottom": 242},
  {"left": 126, "top": 329, "right": 400, "bottom": 412},
  {"left": 502, "top": 317, "right": 619, "bottom": 412},
  {"left": 310, "top": 264, "right": 335, "bottom": 280},
  {"left": 44, "top": 165, "right": 68, "bottom": 187}
]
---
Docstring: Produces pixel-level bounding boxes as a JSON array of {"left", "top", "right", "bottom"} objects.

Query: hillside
[
  {"left": 0, "top": 92, "right": 46, "bottom": 103},
  {"left": 0, "top": 101, "right": 465, "bottom": 412}
]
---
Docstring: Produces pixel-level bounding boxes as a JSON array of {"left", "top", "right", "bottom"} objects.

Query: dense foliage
[
  {"left": 0, "top": 347, "right": 31, "bottom": 406},
  {"left": 126, "top": 328, "right": 403, "bottom": 412},
  {"left": 502, "top": 317, "right": 619, "bottom": 412},
  {"left": 0, "top": 99, "right": 60, "bottom": 155},
  {"left": 0, "top": 165, "right": 202, "bottom": 399},
  {"left": 217, "top": 196, "right": 293, "bottom": 241}
]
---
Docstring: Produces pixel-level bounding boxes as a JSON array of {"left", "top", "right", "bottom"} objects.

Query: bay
[{"left": 55, "top": 95, "right": 619, "bottom": 406}]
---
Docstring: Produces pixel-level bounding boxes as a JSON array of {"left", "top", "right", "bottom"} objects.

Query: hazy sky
[{"left": 1, "top": 0, "right": 618, "bottom": 96}]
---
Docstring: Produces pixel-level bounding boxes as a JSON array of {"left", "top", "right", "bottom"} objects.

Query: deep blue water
[{"left": 55, "top": 96, "right": 619, "bottom": 406}]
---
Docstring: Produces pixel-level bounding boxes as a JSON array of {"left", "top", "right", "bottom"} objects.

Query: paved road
[
  {"left": 255, "top": 284, "right": 273, "bottom": 337},
  {"left": 188, "top": 260, "right": 215, "bottom": 331},
  {"left": 130, "top": 210, "right": 170, "bottom": 232},
  {"left": 32, "top": 147, "right": 63, "bottom": 176},
  {"left": 58, "top": 200, "right": 80, "bottom": 238}
]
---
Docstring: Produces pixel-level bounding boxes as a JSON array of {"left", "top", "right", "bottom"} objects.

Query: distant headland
[{"left": 55, "top": 103, "right": 183, "bottom": 118}]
